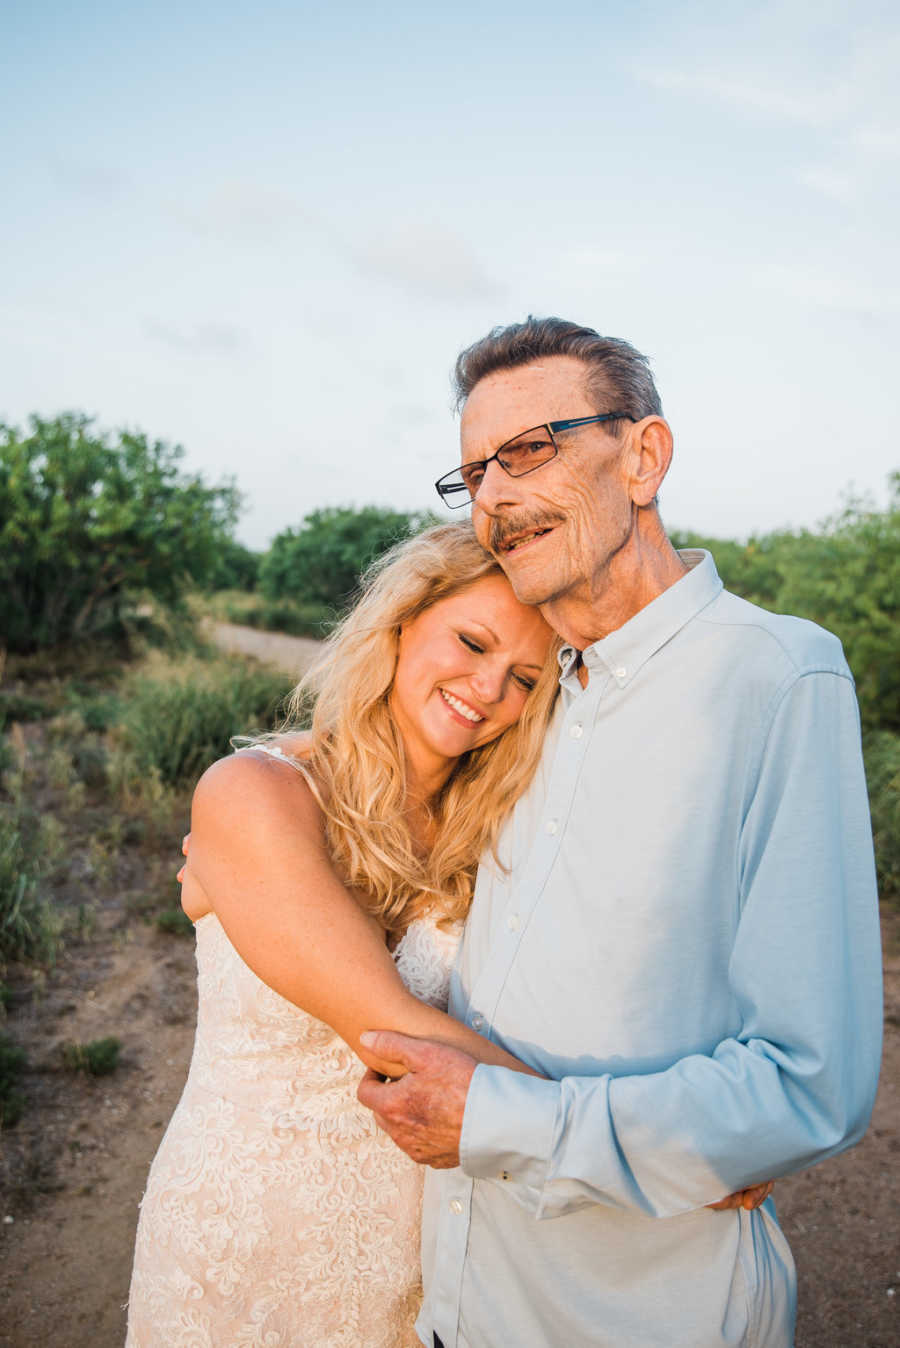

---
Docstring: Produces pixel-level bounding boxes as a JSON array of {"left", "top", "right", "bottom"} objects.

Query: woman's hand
[
  {"left": 176, "top": 832, "right": 191, "bottom": 884},
  {"left": 707, "top": 1181, "right": 775, "bottom": 1212}
]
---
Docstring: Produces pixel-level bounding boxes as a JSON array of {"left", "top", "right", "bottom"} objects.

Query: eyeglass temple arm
[{"left": 551, "top": 413, "right": 635, "bottom": 431}]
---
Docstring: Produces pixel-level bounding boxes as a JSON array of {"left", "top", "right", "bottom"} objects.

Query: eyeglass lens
[{"left": 458, "top": 425, "right": 557, "bottom": 495}]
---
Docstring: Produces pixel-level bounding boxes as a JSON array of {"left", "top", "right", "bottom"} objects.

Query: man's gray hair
[{"left": 453, "top": 316, "right": 663, "bottom": 425}]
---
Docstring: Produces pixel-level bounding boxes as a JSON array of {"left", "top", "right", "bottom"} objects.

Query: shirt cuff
[{"left": 459, "top": 1064, "right": 560, "bottom": 1194}]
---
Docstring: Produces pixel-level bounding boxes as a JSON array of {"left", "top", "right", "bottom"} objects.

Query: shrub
[
  {"left": 0, "top": 807, "right": 60, "bottom": 965},
  {"left": 672, "top": 473, "right": 899, "bottom": 734},
  {"left": 864, "top": 731, "right": 900, "bottom": 909},
  {"left": 0, "top": 1034, "right": 26, "bottom": 1128},
  {"left": 62, "top": 1036, "right": 121, "bottom": 1076},
  {"left": 120, "top": 656, "right": 293, "bottom": 787},
  {"left": 0, "top": 691, "right": 51, "bottom": 723},
  {"left": 155, "top": 906, "right": 194, "bottom": 937},
  {"left": 207, "top": 538, "right": 261, "bottom": 591},
  {"left": 260, "top": 506, "right": 437, "bottom": 610}
]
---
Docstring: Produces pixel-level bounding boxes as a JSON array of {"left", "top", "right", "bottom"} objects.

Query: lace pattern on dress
[{"left": 126, "top": 767, "right": 462, "bottom": 1346}]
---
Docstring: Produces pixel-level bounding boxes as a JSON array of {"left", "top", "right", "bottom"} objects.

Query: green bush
[
  {"left": 208, "top": 538, "right": 261, "bottom": 591},
  {"left": 62, "top": 1036, "right": 121, "bottom": 1076},
  {"left": 260, "top": 505, "right": 437, "bottom": 610},
  {"left": 155, "top": 906, "right": 194, "bottom": 937},
  {"left": 672, "top": 473, "right": 899, "bottom": 734},
  {"left": 0, "top": 1034, "right": 26, "bottom": 1127},
  {"left": 0, "top": 412, "right": 240, "bottom": 652},
  {"left": 864, "top": 731, "right": 900, "bottom": 909},
  {"left": 0, "top": 690, "right": 51, "bottom": 723},
  {"left": 0, "top": 806, "right": 59, "bottom": 965},
  {"left": 121, "top": 657, "right": 293, "bottom": 787},
  {"left": 63, "top": 688, "right": 122, "bottom": 733}
]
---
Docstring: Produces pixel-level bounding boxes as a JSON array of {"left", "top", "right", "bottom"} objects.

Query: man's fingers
[
  {"left": 357, "top": 1069, "right": 402, "bottom": 1115},
  {"left": 176, "top": 864, "right": 186, "bottom": 884},
  {"left": 182, "top": 833, "right": 191, "bottom": 856},
  {"left": 359, "top": 1029, "right": 437, "bottom": 1071}
]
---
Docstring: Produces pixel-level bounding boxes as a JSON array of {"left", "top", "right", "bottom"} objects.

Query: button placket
[{"left": 465, "top": 680, "right": 603, "bottom": 1033}]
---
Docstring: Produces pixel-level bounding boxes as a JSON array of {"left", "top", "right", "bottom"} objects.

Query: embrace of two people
[{"left": 125, "top": 317, "right": 882, "bottom": 1348}]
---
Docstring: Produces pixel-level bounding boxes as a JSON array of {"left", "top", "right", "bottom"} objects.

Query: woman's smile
[{"left": 439, "top": 688, "right": 485, "bottom": 724}]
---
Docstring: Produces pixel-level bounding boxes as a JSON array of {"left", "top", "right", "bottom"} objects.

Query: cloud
[
  {"left": 847, "top": 124, "right": 900, "bottom": 159},
  {"left": 47, "top": 153, "right": 130, "bottom": 198},
  {"left": 170, "top": 181, "right": 314, "bottom": 244},
  {"left": 636, "top": 7, "right": 900, "bottom": 216},
  {"left": 143, "top": 318, "right": 247, "bottom": 355},
  {"left": 797, "top": 165, "right": 855, "bottom": 201},
  {"left": 168, "top": 183, "right": 504, "bottom": 306},
  {"left": 638, "top": 68, "right": 839, "bottom": 129},
  {"left": 754, "top": 262, "right": 898, "bottom": 316},
  {"left": 346, "top": 225, "right": 506, "bottom": 304},
  {"left": 563, "top": 247, "right": 639, "bottom": 273}
]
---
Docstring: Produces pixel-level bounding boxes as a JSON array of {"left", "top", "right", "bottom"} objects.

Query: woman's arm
[{"left": 185, "top": 751, "right": 540, "bottom": 1081}]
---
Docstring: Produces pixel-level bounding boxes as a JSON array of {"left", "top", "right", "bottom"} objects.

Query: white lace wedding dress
[{"left": 126, "top": 903, "right": 460, "bottom": 1347}]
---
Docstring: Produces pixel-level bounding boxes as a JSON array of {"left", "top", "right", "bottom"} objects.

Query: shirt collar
[{"left": 557, "top": 550, "right": 722, "bottom": 689}]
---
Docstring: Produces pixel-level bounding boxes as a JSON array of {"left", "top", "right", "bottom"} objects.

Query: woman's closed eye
[{"left": 458, "top": 632, "right": 536, "bottom": 693}]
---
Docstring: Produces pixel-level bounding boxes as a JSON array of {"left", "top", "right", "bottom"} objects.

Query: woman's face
[{"left": 389, "top": 572, "right": 554, "bottom": 789}]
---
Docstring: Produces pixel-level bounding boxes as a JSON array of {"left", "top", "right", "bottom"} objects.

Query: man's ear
[{"left": 627, "top": 417, "right": 673, "bottom": 507}]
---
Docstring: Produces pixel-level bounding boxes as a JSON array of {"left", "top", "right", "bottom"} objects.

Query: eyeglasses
[{"left": 434, "top": 413, "right": 634, "bottom": 508}]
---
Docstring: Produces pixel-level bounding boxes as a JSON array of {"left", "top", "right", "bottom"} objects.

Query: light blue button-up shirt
[{"left": 418, "top": 551, "right": 882, "bottom": 1348}]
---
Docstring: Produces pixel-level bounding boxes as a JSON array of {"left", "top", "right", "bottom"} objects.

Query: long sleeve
[{"left": 459, "top": 669, "right": 882, "bottom": 1220}]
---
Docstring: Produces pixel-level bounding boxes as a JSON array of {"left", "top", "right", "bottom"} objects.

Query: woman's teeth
[{"left": 440, "top": 690, "right": 484, "bottom": 723}]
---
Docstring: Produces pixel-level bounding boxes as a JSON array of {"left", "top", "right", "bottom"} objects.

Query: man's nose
[{"left": 471, "top": 457, "right": 522, "bottom": 514}]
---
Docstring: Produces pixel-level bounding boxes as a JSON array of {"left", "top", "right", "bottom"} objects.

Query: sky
[{"left": 2, "top": 0, "right": 898, "bottom": 549}]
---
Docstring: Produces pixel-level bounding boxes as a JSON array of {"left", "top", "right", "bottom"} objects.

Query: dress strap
[{"left": 235, "top": 744, "right": 309, "bottom": 774}]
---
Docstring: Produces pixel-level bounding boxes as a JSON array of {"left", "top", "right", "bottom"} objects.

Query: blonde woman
[{"left": 126, "top": 522, "right": 560, "bottom": 1347}]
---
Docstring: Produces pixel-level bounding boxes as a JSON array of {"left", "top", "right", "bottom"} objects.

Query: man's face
[{"left": 460, "top": 356, "right": 635, "bottom": 608}]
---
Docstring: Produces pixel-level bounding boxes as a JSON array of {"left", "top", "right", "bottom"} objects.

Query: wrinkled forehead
[{"left": 459, "top": 356, "right": 595, "bottom": 459}]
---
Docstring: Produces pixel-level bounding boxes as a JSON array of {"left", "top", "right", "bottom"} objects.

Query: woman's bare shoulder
[{"left": 193, "top": 749, "right": 322, "bottom": 834}]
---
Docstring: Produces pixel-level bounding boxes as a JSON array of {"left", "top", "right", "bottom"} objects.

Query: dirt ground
[{"left": 1, "top": 627, "right": 897, "bottom": 1347}]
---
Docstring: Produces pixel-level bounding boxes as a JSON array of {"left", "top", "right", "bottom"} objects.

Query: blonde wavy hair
[{"left": 283, "top": 521, "right": 560, "bottom": 935}]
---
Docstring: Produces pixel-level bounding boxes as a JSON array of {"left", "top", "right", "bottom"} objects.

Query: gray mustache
[{"left": 489, "top": 512, "right": 563, "bottom": 552}]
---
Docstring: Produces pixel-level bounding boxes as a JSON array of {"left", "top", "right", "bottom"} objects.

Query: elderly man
[{"left": 358, "top": 317, "right": 882, "bottom": 1347}]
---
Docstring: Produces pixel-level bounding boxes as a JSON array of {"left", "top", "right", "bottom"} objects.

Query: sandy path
[{"left": 208, "top": 620, "right": 323, "bottom": 677}]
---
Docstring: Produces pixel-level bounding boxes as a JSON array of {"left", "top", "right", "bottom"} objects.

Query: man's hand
[
  {"left": 357, "top": 1030, "right": 477, "bottom": 1168},
  {"left": 355, "top": 1030, "right": 777, "bottom": 1206}
]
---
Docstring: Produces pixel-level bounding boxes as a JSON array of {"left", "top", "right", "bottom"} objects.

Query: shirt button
[
  {"left": 615, "top": 666, "right": 627, "bottom": 679},
  {"left": 546, "top": 818, "right": 558, "bottom": 835},
  {"left": 569, "top": 722, "right": 583, "bottom": 738},
  {"left": 471, "top": 1013, "right": 485, "bottom": 1030},
  {"left": 507, "top": 912, "right": 520, "bottom": 931},
  {"left": 449, "top": 1199, "right": 463, "bottom": 1214}
]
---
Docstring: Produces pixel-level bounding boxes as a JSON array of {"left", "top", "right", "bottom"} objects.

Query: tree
[
  {"left": 207, "top": 537, "right": 261, "bottom": 592},
  {"left": 671, "top": 474, "right": 900, "bottom": 733},
  {"left": 0, "top": 413, "right": 240, "bottom": 652},
  {"left": 260, "top": 506, "right": 438, "bottom": 610}
]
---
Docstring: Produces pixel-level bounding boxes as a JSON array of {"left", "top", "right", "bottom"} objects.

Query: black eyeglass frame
[{"left": 434, "top": 412, "right": 635, "bottom": 507}]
